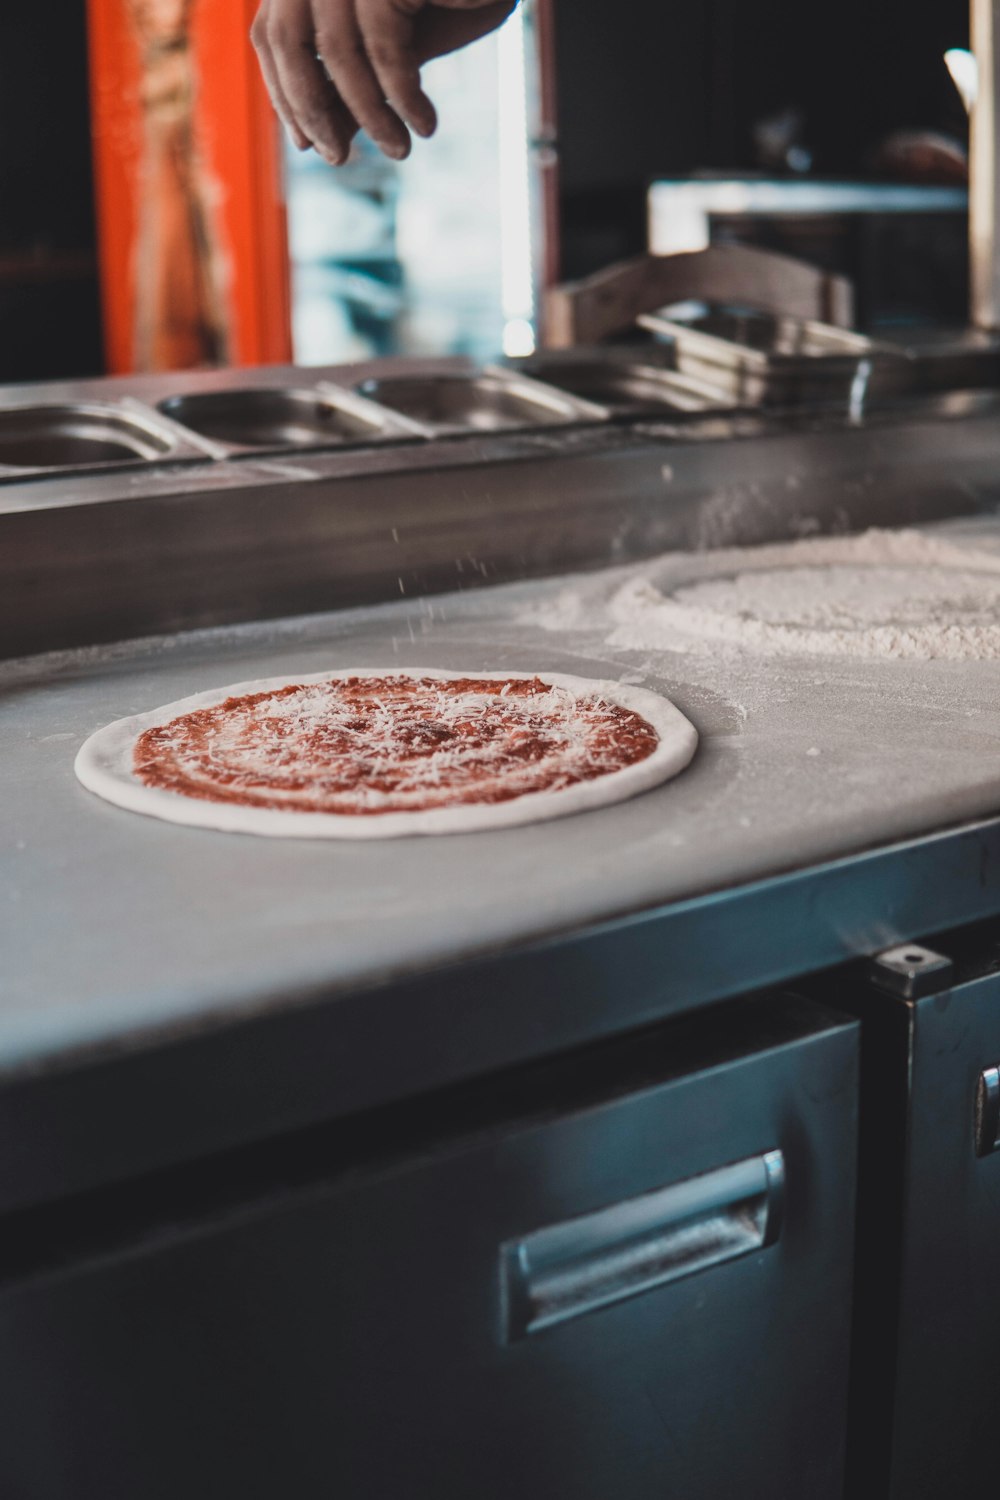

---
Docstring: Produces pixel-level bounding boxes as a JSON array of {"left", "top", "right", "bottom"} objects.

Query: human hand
[{"left": 251, "top": 0, "right": 517, "bottom": 165}]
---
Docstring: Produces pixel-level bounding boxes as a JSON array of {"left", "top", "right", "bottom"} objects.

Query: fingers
[
  {"left": 252, "top": 0, "right": 519, "bottom": 166},
  {"left": 253, "top": 0, "right": 360, "bottom": 166},
  {"left": 312, "top": 0, "right": 413, "bottom": 160},
  {"left": 355, "top": 0, "right": 437, "bottom": 139},
  {"left": 251, "top": 1, "right": 311, "bottom": 149},
  {"left": 355, "top": 0, "right": 515, "bottom": 142}
]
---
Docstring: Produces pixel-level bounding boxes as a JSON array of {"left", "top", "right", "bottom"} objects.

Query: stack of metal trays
[{"left": 638, "top": 302, "right": 912, "bottom": 408}]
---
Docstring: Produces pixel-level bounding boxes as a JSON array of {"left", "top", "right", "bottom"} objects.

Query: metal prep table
[{"left": 6, "top": 357, "right": 1000, "bottom": 1496}]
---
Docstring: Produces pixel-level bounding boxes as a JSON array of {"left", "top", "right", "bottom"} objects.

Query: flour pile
[{"left": 607, "top": 528, "right": 1000, "bottom": 661}]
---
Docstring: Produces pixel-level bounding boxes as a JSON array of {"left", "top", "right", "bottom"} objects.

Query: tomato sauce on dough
[{"left": 133, "top": 674, "right": 660, "bottom": 816}]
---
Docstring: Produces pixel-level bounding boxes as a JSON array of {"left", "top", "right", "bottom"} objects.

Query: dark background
[
  {"left": 0, "top": 0, "right": 971, "bottom": 381},
  {"left": 0, "top": 6, "right": 101, "bottom": 382},
  {"left": 553, "top": 0, "right": 970, "bottom": 274}
]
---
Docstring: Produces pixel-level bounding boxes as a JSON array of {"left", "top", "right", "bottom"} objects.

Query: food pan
[
  {"left": 354, "top": 368, "right": 607, "bottom": 434},
  {"left": 0, "top": 403, "right": 199, "bottom": 478},
  {"left": 157, "top": 385, "right": 419, "bottom": 455},
  {"left": 512, "top": 350, "right": 729, "bottom": 414}
]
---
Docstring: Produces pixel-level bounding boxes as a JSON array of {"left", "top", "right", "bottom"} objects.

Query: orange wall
[{"left": 87, "top": 0, "right": 292, "bottom": 373}]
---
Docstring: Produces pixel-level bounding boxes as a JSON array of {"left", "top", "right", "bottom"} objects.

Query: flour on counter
[{"left": 607, "top": 528, "right": 1000, "bottom": 661}]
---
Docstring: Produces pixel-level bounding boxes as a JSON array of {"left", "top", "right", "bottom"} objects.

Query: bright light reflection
[
  {"left": 502, "top": 317, "right": 536, "bottom": 356},
  {"left": 497, "top": 8, "right": 535, "bottom": 340},
  {"left": 945, "top": 48, "right": 978, "bottom": 112}
]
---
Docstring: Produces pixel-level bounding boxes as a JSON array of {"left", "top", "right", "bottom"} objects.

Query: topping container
[
  {"left": 354, "top": 368, "right": 607, "bottom": 434},
  {"left": 511, "top": 349, "right": 731, "bottom": 415},
  {"left": 0, "top": 401, "right": 207, "bottom": 477},
  {"left": 157, "top": 384, "right": 421, "bottom": 455}
]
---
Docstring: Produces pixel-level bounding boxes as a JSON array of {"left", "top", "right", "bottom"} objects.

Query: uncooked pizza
[{"left": 74, "top": 668, "right": 698, "bottom": 838}]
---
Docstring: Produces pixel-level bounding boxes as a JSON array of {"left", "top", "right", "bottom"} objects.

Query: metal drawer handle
[
  {"left": 975, "top": 1066, "right": 1000, "bottom": 1155},
  {"left": 501, "top": 1149, "right": 784, "bottom": 1341}
]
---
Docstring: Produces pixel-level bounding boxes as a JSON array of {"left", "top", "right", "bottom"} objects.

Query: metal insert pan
[
  {"left": 512, "top": 350, "right": 729, "bottom": 415},
  {"left": 0, "top": 402, "right": 202, "bottom": 478},
  {"left": 157, "top": 384, "right": 419, "bottom": 455},
  {"left": 355, "top": 367, "right": 607, "bottom": 433}
]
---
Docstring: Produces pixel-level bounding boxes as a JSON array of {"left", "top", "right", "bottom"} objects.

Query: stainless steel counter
[
  {"left": 8, "top": 362, "right": 1000, "bottom": 1213},
  {"left": 5, "top": 507, "right": 1000, "bottom": 1205}
]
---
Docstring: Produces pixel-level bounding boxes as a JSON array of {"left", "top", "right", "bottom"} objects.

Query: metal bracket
[{"left": 868, "top": 943, "right": 954, "bottom": 999}]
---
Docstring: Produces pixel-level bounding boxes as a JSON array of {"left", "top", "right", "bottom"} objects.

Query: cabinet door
[{"left": 0, "top": 996, "right": 857, "bottom": 1500}]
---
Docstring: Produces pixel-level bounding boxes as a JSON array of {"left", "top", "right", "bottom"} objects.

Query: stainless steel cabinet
[
  {"left": 0, "top": 995, "right": 857, "bottom": 1499},
  {"left": 816, "top": 928, "right": 1000, "bottom": 1498}
]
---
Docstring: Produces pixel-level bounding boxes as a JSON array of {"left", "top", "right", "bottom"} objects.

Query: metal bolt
[{"left": 868, "top": 943, "right": 953, "bottom": 999}]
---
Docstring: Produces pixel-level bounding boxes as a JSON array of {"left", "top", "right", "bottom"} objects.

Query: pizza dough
[
  {"left": 75, "top": 668, "right": 698, "bottom": 838},
  {"left": 657, "top": 563, "right": 1000, "bottom": 659},
  {"left": 607, "top": 529, "right": 1000, "bottom": 661}
]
